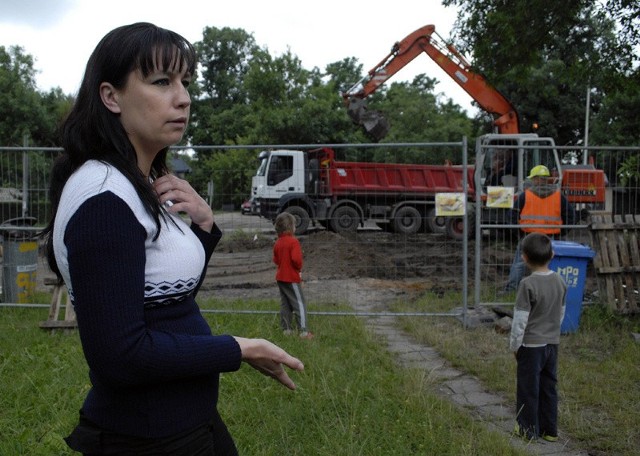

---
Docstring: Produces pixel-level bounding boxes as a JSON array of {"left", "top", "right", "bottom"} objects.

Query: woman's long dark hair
[{"left": 41, "top": 22, "right": 197, "bottom": 280}]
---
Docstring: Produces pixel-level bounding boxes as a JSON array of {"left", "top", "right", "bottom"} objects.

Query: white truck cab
[{"left": 251, "top": 149, "right": 307, "bottom": 219}]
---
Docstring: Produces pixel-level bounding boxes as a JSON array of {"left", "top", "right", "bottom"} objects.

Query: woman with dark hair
[{"left": 41, "top": 22, "right": 303, "bottom": 455}]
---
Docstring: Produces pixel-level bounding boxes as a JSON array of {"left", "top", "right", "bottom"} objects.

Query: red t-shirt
[{"left": 273, "top": 232, "right": 303, "bottom": 283}]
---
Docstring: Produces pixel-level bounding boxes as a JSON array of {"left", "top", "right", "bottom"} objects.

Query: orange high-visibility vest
[{"left": 519, "top": 189, "right": 562, "bottom": 234}]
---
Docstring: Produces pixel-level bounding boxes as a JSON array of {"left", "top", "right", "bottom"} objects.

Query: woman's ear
[{"left": 100, "top": 82, "right": 121, "bottom": 114}]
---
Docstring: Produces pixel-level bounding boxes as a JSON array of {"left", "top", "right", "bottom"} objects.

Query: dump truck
[{"left": 253, "top": 146, "right": 470, "bottom": 235}]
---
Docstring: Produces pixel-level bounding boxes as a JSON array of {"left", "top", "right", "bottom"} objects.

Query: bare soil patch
[
  {"left": 36, "top": 212, "right": 592, "bottom": 310},
  {"left": 197, "top": 213, "right": 511, "bottom": 309}
]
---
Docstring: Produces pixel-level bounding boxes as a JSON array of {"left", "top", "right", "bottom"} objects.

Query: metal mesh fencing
[
  {"left": 473, "top": 141, "right": 640, "bottom": 309},
  {"left": 3, "top": 141, "right": 639, "bottom": 322}
]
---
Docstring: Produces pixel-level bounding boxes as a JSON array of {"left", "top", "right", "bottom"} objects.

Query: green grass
[
  {"left": 393, "top": 291, "right": 640, "bottom": 456},
  {"left": 0, "top": 300, "right": 531, "bottom": 456}
]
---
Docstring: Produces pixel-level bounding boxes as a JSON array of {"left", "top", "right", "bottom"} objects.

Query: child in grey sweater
[{"left": 510, "top": 232, "right": 566, "bottom": 442}]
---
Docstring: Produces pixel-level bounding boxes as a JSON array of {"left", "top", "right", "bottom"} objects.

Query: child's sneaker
[
  {"left": 512, "top": 422, "right": 536, "bottom": 441},
  {"left": 283, "top": 329, "right": 294, "bottom": 336},
  {"left": 299, "top": 331, "right": 314, "bottom": 340},
  {"left": 541, "top": 433, "right": 558, "bottom": 442}
]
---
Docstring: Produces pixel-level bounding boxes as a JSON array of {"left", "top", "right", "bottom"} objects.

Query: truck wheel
[
  {"left": 330, "top": 206, "right": 359, "bottom": 233},
  {"left": 285, "top": 206, "right": 310, "bottom": 235},
  {"left": 425, "top": 207, "right": 446, "bottom": 233},
  {"left": 393, "top": 206, "right": 421, "bottom": 234},
  {"left": 445, "top": 215, "right": 474, "bottom": 241}
]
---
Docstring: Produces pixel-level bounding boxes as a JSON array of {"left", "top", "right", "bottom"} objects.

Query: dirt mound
[{"left": 301, "top": 230, "right": 397, "bottom": 280}]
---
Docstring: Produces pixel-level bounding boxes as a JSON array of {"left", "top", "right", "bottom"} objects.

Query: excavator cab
[{"left": 476, "top": 134, "right": 562, "bottom": 195}]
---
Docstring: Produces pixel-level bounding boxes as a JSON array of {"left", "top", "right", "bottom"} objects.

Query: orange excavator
[
  {"left": 341, "top": 24, "right": 519, "bottom": 140},
  {"left": 340, "top": 24, "right": 608, "bottom": 233}
]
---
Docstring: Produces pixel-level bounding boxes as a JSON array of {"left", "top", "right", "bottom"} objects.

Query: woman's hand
[
  {"left": 153, "top": 174, "right": 214, "bottom": 232},
  {"left": 234, "top": 337, "right": 304, "bottom": 390}
]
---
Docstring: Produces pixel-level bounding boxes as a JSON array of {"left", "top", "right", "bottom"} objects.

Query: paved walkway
[{"left": 365, "top": 315, "right": 589, "bottom": 456}]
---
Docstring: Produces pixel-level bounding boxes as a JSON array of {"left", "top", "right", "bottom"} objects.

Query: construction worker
[
  {"left": 486, "top": 149, "right": 515, "bottom": 186},
  {"left": 502, "top": 165, "right": 577, "bottom": 293}
]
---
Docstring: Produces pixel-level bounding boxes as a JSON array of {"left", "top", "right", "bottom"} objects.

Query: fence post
[{"left": 22, "top": 134, "right": 30, "bottom": 218}]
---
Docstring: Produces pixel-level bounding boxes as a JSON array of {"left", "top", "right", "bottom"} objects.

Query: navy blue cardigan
[{"left": 54, "top": 163, "right": 241, "bottom": 438}]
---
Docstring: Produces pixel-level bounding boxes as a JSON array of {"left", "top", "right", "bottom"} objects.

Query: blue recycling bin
[{"left": 550, "top": 240, "right": 596, "bottom": 334}]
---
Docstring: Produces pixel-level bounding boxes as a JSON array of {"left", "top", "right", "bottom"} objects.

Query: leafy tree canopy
[
  {"left": 0, "top": 45, "right": 70, "bottom": 146},
  {"left": 443, "top": 0, "right": 639, "bottom": 146}
]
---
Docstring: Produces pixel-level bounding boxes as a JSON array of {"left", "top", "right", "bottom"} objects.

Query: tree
[
  {"left": 190, "top": 28, "right": 355, "bottom": 147},
  {"left": 0, "top": 45, "right": 67, "bottom": 146},
  {"left": 189, "top": 27, "right": 259, "bottom": 146},
  {"left": 195, "top": 26, "right": 258, "bottom": 107},
  {"left": 190, "top": 32, "right": 356, "bottom": 201},
  {"left": 443, "top": 1, "right": 592, "bottom": 74},
  {"left": 606, "top": 0, "right": 640, "bottom": 49},
  {"left": 242, "top": 50, "right": 360, "bottom": 145},
  {"left": 326, "top": 57, "right": 364, "bottom": 98},
  {"left": 442, "top": 0, "right": 636, "bottom": 145},
  {"left": 590, "top": 68, "right": 640, "bottom": 146}
]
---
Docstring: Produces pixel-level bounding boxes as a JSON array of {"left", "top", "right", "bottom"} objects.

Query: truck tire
[
  {"left": 285, "top": 206, "right": 311, "bottom": 235},
  {"left": 425, "top": 207, "right": 446, "bottom": 233},
  {"left": 330, "top": 206, "right": 359, "bottom": 233},
  {"left": 393, "top": 206, "right": 422, "bottom": 234},
  {"left": 445, "top": 215, "right": 474, "bottom": 241}
]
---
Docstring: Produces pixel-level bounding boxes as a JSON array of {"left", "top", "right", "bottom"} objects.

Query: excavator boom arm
[{"left": 343, "top": 25, "right": 519, "bottom": 136}]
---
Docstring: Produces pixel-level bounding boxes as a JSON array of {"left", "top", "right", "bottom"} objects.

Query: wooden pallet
[
  {"left": 39, "top": 277, "right": 77, "bottom": 330},
  {"left": 589, "top": 214, "right": 640, "bottom": 314}
]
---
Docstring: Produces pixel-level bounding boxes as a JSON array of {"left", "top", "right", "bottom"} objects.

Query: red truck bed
[
  {"left": 310, "top": 148, "right": 474, "bottom": 196},
  {"left": 328, "top": 160, "right": 472, "bottom": 195}
]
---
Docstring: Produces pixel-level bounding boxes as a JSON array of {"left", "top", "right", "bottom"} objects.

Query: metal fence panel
[
  {"left": 4, "top": 142, "right": 640, "bottom": 318},
  {"left": 473, "top": 140, "right": 640, "bottom": 310}
]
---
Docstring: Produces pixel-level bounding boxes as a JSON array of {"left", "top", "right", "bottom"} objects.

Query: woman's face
[{"left": 102, "top": 55, "right": 191, "bottom": 169}]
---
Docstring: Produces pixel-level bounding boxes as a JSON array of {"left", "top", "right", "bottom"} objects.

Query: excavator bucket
[
  {"left": 346, "top": 97, "right": 368, "bottom": 123},
  {"left": 347, "top": 98, "right": 390, "bottom": 141}
]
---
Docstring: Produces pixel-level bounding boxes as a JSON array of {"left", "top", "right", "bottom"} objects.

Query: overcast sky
[{"left": 0, "top": 0, "right": 478, "bottom": 114}]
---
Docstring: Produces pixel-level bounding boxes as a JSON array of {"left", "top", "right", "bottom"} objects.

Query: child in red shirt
[{"left": 273, "top": 212, "right": 313, "bottom": 339}]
